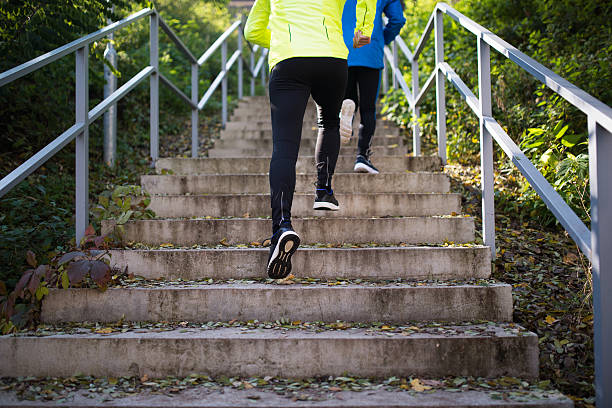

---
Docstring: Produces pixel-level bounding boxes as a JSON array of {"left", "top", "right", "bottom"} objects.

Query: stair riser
[
  {"left": 108, "top": 247, "right": 491, "bottom": 281},
  {"left": 102, "top": 217, "right": 475, "bottom": 246},
  {"left": 0, "top": 331, "right": 538, "bottom": 379},
  {"left": 225, "top": 119, "right": 393, "bottom": 132},
  {"left": 141, "top": 173, "right": 450, "bottom": 195},
  {"left": 209, "top": 145, "right": 407, "bottom": 158},
  {"left": 155, "top": 156, "right": 443, "bottom": 174},
  {"left": 41, "top": 285, "right": 513, "bottom": 323},
  {"left": 214, "top": 136, "right": 401, "bottom": 150},
  {"left": 147, "top": 193, "right": 462, "bottom": 218},
  {"left": 219, "top": 130, "right": 400, "bottom": 143}
]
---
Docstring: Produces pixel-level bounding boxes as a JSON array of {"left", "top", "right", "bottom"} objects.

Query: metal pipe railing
[
  {"left": 0, "top": 8, "right": 269, "bottom": 244},
  {"left": 383, "top": 3, "right": 611, "bottom": 403}
]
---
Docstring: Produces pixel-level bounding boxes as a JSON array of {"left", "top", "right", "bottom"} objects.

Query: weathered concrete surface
[
  {"left": 147, "top": 193, "right": 462, "bottom": 218},
  {"left": 0, "top": 387, "right": 574, "bottom": 407},
  {"left": 208, "top": 144, "right": 407, "bottom": 158},
  {"left": 0, "top": 326, "right": 537, "bottom": 379},
  {"left": 102, "top": 216, "right": 475, "bottom": 246},
  {"left": 41, "top": 284, "right": 513, "bottom": 323},
  {"left": 141, "top": 173, "right": 450, "bottom": 195},
  {"left": 224, "top": 118, "right": 394, "bottom": 132},
  {"left": 156, "top": 155, "right": 442, "bottom": 175},
  {"left": 108, "top": 246, "right": 491, "bottom": 281},
  {"left": 215, "top": 133, "right": 401, "bottom": 148}
]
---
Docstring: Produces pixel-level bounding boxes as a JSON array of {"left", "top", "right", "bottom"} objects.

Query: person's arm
[
  {"left": 354, "top": 0, "right": 377, "bottom": 39},
  {"left": 382, "top": 0, "right": 406, "bottom": 45},
  {"left": 244, "top": 0, "right": 271, "bottom": 49}
]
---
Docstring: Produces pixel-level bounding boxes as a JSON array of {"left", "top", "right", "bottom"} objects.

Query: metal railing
[
  {"left": 382, "top": 3, "right": 611, "bottom": 404},
  {"left": 0, "top": 8, "right": 268, "bottom": 244}
]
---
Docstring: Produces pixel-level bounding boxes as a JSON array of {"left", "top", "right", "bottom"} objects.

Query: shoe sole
[
  {"left": 340, "top": 99, "right": 355, "bottom": 144},
  {"left": 313, "top": 201, "right": 340, "bottom": 211},
  {"left": 267, "top": 230, "right": 301, "bottom": 279},
  {"left": 354, "top": 162, "right": 380, "bottom": 174}
]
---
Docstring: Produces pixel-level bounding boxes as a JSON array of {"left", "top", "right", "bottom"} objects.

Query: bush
[{"left": 382, "top": 0, "right": 611, "bottom": 226}]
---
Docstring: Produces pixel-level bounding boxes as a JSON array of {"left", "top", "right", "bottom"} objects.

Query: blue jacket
[{"left": 342, "top": 0, "right": 406, "bottom": 69}]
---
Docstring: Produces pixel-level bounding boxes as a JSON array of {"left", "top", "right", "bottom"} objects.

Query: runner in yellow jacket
[
  {"left": 245, "top": 0, "right": 376, "bottom": 69},
  {"left": 244, "top": 0, "right": 376, "bottom": 280}
]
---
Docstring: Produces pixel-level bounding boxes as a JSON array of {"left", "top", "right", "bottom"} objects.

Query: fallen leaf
[
  {"left": 140, "top": 374, "right": 149, "bottom": 382},
  {"left": 95, "top": 327, "right": 113, "bottom": 334},
  {"left": 410, "top": 378, "right": 432, "bottom": 392},
  {"left": 545, "top": 315, "right": 557, "bottom": 325},
  {"left": 220, "top": 238, "right": 230, "bottom": 246}
]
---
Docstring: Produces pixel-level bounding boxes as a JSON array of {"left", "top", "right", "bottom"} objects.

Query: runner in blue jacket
[{"left": 341, "top": 0, "right": 406, "bottom": 174}]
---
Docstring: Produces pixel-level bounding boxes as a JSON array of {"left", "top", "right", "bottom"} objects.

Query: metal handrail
[
  {"left": 383, "top": 3, "right": 611, "bottom": 403},
  {"left": 0, "top": 8, "right": 269, "bottom": 244},
  {"left": 0, "top": 8, "right": 155, "bottom": 87}
]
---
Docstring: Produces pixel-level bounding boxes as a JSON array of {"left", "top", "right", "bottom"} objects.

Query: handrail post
[
  {"left": 434, "top": 9, "right": 447, "bottom": 164},
  {"left": 237, "top": 29, "right": 243, "bottom": 99},
  {"left": 75, "top": 47, "right": 89, "bottom": 245},
  {"left": 260, "top": 59, "right": 266, "bottom": 88},
  {"left": 222, "top": 40, "right": 228, "bottom": 127},
  {"left": 191, "top": 62, "right": 199, "bottom": 158},
  {"left": 411, "top": 58, "right": 421, "bottom": 156},
  {"left": 250, "top": 48, "right": 255, "bottom": 96},
  {"left": 392, "top": 41, "right": 398, "bottom": 89},
  {"left": 150, "top": 12, "right": 159, "bottom": 163},
  {"left": 382, "top": 58, "right": 389, "bottom": 94},
  {"left": 103, "top": 25, "right": 118, "bottom": 167},
  {"left": 588, "top": 117, "right": 612, "bottom": 407},
  {"left": 478, "top": 38, "right": 496, "bottom": 258}
]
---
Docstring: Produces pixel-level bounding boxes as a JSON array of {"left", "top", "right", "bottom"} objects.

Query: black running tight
[
  {"left": 344, "top": 66, "right": 382, "bottom": 157},
  {"left": 268, "top": 57, "right": 348, "bottom": 233}
]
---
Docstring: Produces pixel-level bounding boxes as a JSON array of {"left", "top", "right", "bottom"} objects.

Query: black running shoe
[
  {"left": 313, "top": 188, "right": 340, "bottom": 211},
  {"left": 267, "top": 225, "right": 300, "bottom": 279},
  {"left": 354, "top": 155, "right": 380, "bottom": 174}
]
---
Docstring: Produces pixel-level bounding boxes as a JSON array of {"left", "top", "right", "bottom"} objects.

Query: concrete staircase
[{"left": 0, "top": 96, "right": 573, "bottom": 407}]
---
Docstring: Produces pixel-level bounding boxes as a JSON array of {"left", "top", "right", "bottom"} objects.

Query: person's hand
[{"left": 353, "top": 30, "right": 371, "bottom": 48}]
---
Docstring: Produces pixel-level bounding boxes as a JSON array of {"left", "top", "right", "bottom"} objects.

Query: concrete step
[
  {"left": 213, "top": 135, "right": 401, "bottom": 151},
  {"left": 102, "top": 216, "right": 475, "bottom": 246},
  {"left": 141, "top": 173, "right": 450, "bottom": 195},
  {"left": 220, "top": 128, "right": 401, "bottom": 142},
  {"left": 0, "top": 387, "right": 573, "bottom": 407},
  {"left": 155, "top": 155, "right": 443, "bottom": 174},
  {"left": 208, "top": 145, "right": 407, "bottom": 158},
  {"left": 224, "top": 119, "right": 394, "bottom": 132},
  {"left": 0, "top": 324, "right": 538, "bottom": 379},
  {"left": 40, "top": 283, "right": 513, "bottom": 323},
  {"left": 108, "top": 246, "right": 491, "bottom": 281},
  {"left": 147, "top": 193, "right": 462, "bottom": 218},
  {"left": 231, "top": 107, "right": 317, "bottom": 117}
]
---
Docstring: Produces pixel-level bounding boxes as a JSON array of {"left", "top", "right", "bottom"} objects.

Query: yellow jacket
[{"left": 244, "top": 0, "right": 377, "bottom": 70}]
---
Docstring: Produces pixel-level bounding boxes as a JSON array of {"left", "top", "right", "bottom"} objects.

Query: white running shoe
[{"left": 339, "top": 99, "right": 355, "bottom": 144}]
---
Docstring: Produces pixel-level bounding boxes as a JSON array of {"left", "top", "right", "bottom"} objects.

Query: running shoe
[
  {"left": 313, "top": 188, "right": 340, "bottom": 211},
  {"left": 339, "top": 99, "right": 355, "bottom": 144},
  {"left": 267, "top": 224, "right": 301, "bottom": 279},
  {"left": 354, "top": 154, "right": 380, "bottom": 174}
]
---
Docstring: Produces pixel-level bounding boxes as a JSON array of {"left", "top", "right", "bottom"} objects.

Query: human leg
[
  {"left": 268, "top": 58, "right": 311, "bottom": 233},
  {"left": 267, "top": 58, "right": 310, "bottom": 278},
  {"left": 356, "top": 66, "right": 382, "bottom": 157},
  {"left": 311, "top": 58, "right": 348, "bottom": 208}
]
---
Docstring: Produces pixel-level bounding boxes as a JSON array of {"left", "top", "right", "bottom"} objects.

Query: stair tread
[{"left": 0, "top": 387, "right": 572, "bottom": 407}]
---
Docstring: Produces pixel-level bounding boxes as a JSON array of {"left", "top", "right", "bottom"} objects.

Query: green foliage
[
  {"left": 0, "top": 226, "right": 115, "bottom": 333},
  {"left": 382, "top": 0, "right": 611, "bottom": 226},
  {"left": 0, "top": 0, "right": 238, "bottom": 289}
]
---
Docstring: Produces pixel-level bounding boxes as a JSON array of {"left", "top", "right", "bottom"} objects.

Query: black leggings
[
  {"left": 269, "top": 57, "right": 348, "bottom": 233},
  {"left": 344, "top": 66, "right": 382, "bottom": 157}
]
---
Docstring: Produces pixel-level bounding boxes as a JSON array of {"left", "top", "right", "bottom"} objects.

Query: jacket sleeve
[
  {"left": 244, "top": 0, "right": 271, "bottom": 49},
  {"left": 382, "top": 0, "right": 406, "bottom": 45},
  {"left": 354, "top": 0, "right": 377, "bottom": 38}
]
